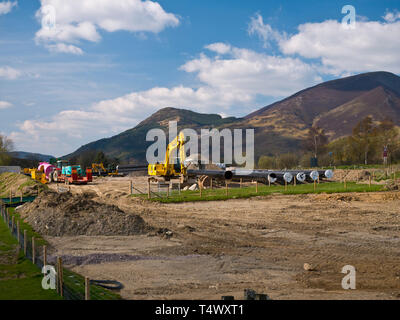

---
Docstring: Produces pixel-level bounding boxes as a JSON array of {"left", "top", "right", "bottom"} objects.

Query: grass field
[
  {"left": 0, "top": 214, "right": 61, "bottom": 300},
  {"left": 134, "top": 181, "right": 385, "bottom": 203}
]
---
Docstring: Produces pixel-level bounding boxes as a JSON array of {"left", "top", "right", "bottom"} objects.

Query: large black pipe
[
  {"left": 187, "top": 169, "right": 233, "bottom": 180},
  {"left": 117, "top": 164, "right": 148, "bottom": 174}
]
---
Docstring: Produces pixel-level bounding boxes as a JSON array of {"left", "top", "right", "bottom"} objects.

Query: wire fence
[{"left": 0, "top": 202, "right": 121, "bottom": 300}]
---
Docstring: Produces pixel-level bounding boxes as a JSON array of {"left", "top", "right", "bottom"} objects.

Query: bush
[
  {"left": 258, "top": 155, "right": 277, "bottom": 169},
  {"left": 276, "top": 153, "right": 299, "bottom": 169}
]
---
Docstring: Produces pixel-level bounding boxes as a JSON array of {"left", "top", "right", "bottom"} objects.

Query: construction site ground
[{"left": 38, "top": 175, "right": 400, "bottom": 300}]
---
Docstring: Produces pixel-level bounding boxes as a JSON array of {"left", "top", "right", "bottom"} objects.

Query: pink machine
[{"left": 38, "top": 162, "right": 55, "bottom": 180}]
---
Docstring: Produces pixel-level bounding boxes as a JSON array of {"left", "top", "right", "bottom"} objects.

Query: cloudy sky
[{"left": 0, "top": 0, "right": 399, "bottom": 156}]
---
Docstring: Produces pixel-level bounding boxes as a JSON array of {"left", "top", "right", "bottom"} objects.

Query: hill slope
[{"left": 65, "top": 71, "right": 400, "bottom": 163}]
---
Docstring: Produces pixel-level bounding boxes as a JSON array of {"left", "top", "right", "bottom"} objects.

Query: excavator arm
[{"left": 148, "top": 131, "right": 187, "bottom": 178}]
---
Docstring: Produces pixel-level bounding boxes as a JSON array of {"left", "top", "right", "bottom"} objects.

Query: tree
[
  {"left": 302, "top": 126, "right": 328, "bottom": 159},
  {"left": 258, "top": 155, "right": 277, "bottom": 169},
  {"left": 77, "top": 150, "right": 97, "bottom": 169},
  {"left": 376, "top": 117, "right": 398, "bottom": 163},
  {"left": 350, "top": 116, "right": 378, "bottom": 165},
  {"left": 277, "top": 153, "right": 299, "bottom": 169},
  {"left": 0, "top": 135, "right": 13, "bottom": 165}
]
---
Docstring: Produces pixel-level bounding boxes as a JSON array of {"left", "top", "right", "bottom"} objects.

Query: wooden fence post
[
  {"left": 43, "top": 246, "right": 47, "bottom": 266},
  {"left": 240, "top": 178, "right": 243, "bottom": 189},
  {"left": 17, "top": 221, "right": 20, "bottom": 244},
  {"left": 210, "top": 178, "right": 213, "bottom": 190},
  {"left": 24, "top": 230, "right": 27, "bottom": 255},
  {"left": 166, "top": 183, "right": 170, "bottom": 198},
  {"left": 256, "top": 181, "right": 258, "bottom": 193},
  {"left": 32, "top": 237, "right": 35, "bottom": 264},
  {"left": 147, "top": 179, "right": 151, "bottom": 199},
  {"left": 313, "top": 180, "right": 316, "bottom": 192},
  {"left": 57, "top": 257, "right": 63, "bottom": 297},
  {"left": 85, "top": 277, "right": 90, "bottom": 300},
  {"left": 59, "top": 258, "right": 63, "bottom": 297}
]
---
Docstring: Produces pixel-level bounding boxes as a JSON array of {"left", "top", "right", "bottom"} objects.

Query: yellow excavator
[{"left": 148, "top": 132, "right": 187, "bottom": 179}]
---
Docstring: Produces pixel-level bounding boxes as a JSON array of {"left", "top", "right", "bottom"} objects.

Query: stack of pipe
[
  {"left": 116, "top": 164, "right": 148, "bottom": 175},
  {"left": 186, "top": 168, "right": 334, "bottom": 185}
]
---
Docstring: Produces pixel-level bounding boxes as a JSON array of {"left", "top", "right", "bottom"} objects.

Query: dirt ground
[{"left": 43, "top": 176, "right": 400, "bottom": 300}]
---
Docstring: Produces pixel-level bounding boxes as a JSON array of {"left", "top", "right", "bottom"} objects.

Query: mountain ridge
[{"left": 65, "top": 71, "right": 400, "bottom": 163}]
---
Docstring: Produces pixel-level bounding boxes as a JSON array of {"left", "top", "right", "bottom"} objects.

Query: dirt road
[{"left": 46, "top": 177, "right": 400, "bottom": 300}]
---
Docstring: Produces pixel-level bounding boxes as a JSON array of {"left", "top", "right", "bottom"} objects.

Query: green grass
[
  {"left": 2, "top": 208, "right": 122, "bottom": 300},
  {"left": 0, "top": 214, "right": 61, "bottom": 300},
  {"left": 62, "top": 268, "right": 121, "bottom": 300},
  {"left": 6, "top": 208, "right": 47, "bottom": 246},
  {"left": 134, "top": 182, "right": 385, "bottom": 203}
]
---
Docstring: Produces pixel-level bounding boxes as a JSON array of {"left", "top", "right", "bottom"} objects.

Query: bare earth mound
[{"left": 19, "top": 191, "right": 151, "bottom": 236}]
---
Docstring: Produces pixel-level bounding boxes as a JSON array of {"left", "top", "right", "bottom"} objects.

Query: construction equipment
[
  {"left": 92, "top": 163, "right": 107, "bottom": 176},
  {"left": 29, "top": 168, "right": 48, "bottom": 184},
  {"left": 148, "top": 132, "right": 187, "bottom": 179},
  {"left": 49, "top": 160, "right": 92, "bottom": 184},
  {"left": 92, "top": 163, "right": 123, "bottom": 177}
]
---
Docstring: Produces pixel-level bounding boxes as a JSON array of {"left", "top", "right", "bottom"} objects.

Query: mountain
[
  {"left": 10, "top": 151, "right": 55, "bottom": 162},
  {"left": 65, "top": 71, "right": 400, "bottom": 163},
  {"left": 65, "top": 108, "right": 238, "bottom": 163}
]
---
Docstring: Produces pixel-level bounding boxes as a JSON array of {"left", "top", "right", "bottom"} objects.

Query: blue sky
[{"left": 0, "top": 0, "right": 399, "bottom": 156}]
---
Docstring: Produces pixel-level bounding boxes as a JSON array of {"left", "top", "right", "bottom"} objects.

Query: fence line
[{"left": 0, "top": 202, "right": 119, "bottom": 300}]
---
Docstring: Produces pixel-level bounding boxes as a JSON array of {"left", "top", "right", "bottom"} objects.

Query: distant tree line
[
  {"left": 69, "top": 150, "right": 119, "bottom": 170},
  {"left": 258, "top": 117, "right": 400, "bottom": 169}
]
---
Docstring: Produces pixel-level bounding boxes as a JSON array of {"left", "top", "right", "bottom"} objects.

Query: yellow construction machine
[
  {"left": 148, "top": 132, "right": 187, "bottom": 179},
  {"left": 29, "top": 169, "right": 48, "bottom": 184},
  {"left": 91, "top": 163, "right": 107, "bottom": 176}
]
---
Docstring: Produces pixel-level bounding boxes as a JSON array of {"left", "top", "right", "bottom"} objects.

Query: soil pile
[{"left": 18, "top": 191, "right": 151, "bottom": 236}]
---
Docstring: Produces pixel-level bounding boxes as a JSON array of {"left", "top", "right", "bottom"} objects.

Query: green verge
[
  {"left": 2, "top": 208, "right": 122, "bottom": 300},
  {"left": 0, "top": 214, "right": 61, "bottom": 300},
  {"left": 6, "top": 208, "right": 47, "bottom": 246},
  {"left": 133, "top": 182, "right": 385, "bottom": 203}
]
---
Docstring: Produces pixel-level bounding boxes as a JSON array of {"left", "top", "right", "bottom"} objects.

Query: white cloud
[
  {"left": 383, "top": 11, "right": 400, "bottom": 23},
  {"left": 46, "top": 43, "right": 83, "bottom": 55},
  {"left": 205, "top": 43, "right": 232, "bottom": 55},
  {"left": 35, "top": 0, "right": 180, "bottom": 53},
  {"left": 0, "top": 66, "right": 21, "bottom": 79},
  {"left": 0, "top": 1, "right": 17, "bottom": 15},
  {"left": 248, "top": 13, "right": 284, "bottom": 48},
  {"left": 181, "top": 45, "right": 320, "bottom": 97},
  {"left": 11, "top": 43, "right": 322, "bottom": 155},
  {"left": 0, "top": 101, "right": 12, "bottom": 109},
  {"left": 279, "top": 17, "right": 400, "bottom": 74}
]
